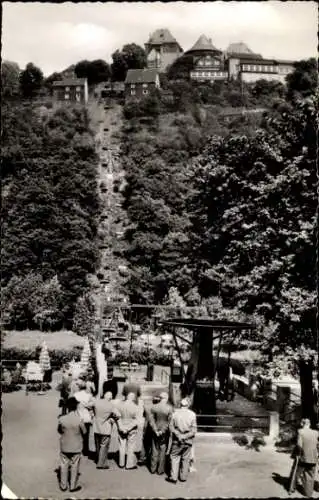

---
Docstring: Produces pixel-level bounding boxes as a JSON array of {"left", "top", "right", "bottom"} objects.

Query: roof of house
[
  {"left": 226, "top": 42, "right": 253, "bottom": 55},
  {"left": 52, "top": 78, "right": 87, "bottom": 87},
  {"left": 240, "top": 58, "right": 276, "bottom": 65},
  {"left": 187, "top": 35, "right": 221, "bottom": 54},
  {"left": 274, "top": 59, "right": 295, "bottom": 65},
  {"left": 226, "top": 42, "right": 262, "bottom": 60},
  {"left": 147, "top": 28, "right": 179, "bottom": 45},
  {"left": 228, "top": 52, "right": 263, "bottom": 61},
  {"left": 125, "top": 69, "right": 159, "bottom": 84}
]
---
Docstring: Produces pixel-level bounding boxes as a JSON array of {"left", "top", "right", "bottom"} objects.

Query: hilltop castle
[{"left": 145, "top": 29, "right": 294, "bottom": 84}]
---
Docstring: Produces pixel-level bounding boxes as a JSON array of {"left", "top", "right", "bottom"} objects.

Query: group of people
[{"left": 57, "top": 365, "right": 197, "bottom": 493}]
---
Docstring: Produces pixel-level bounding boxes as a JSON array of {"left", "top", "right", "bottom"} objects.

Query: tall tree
[
  {"left": 19, "top": 62, "right": 43, "bottom": 98},
  {"left": 74, "top": 59, "right": 110, "bottom": 85},
  {"left": 166, "top": 54, "right": 194, "bottom": 81},
  {"left": 189, "top": 96, "right": 317, "bottom": 420},
  {"left": 286, "top": 58, "right": 318, "bottom": 101},
  {"left": 2, "top": 103, "right": 100, "bottom": 329},
  {"left": 111, "top": 43, "right": 147, "bottom": 81}
]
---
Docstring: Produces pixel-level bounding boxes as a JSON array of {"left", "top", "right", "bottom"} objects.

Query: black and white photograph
[{"left": 1, "top": 1, "right": 318, "bottom": 498}]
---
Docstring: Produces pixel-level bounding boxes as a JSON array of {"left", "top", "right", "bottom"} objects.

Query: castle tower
[{"left": 145, "top": 28, "right": 183, "bottom": 72}]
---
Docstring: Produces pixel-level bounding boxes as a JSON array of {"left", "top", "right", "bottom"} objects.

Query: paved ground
[{"left": 3, "top": 389, "right": 319, "bottom": 499}]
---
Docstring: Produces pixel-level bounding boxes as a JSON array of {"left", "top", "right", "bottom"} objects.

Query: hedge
[
  {"left": 112, "top": 348, "right": 185, "bottom": 367},
  {"left": 2, "top": 346, "right": 82, "bottom": 369}
]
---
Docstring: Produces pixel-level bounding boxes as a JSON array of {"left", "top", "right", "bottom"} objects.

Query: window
[
  {"left": 76, "top": 86, "right": 81, "bottom": 91},
  {"left": 76, "top": 93, "right": 81, "bottom": 102},
  {"left": 65, "top": 86, "right": 70, "bottom": 91},
  {"left": 131, "top": 83, "right": 135, "bottom": 88},
  {"left": 65, "top": 93, "right": 70, "bottom": 100},
  {"left": 142, "top": 83, "right": 148, "bottom": 88},
  {"left": 131, "top": 90, "right": 135, "bottom": 95},
  {"left": 143, "top": 89, "right": 148, "bottom": 95}
]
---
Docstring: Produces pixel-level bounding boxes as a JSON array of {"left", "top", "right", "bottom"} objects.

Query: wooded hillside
[{"left": 2, "top": 103, "right": 100, "bottom": 330}]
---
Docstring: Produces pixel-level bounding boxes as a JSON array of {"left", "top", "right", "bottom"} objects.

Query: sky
[{"left": 2, "top": 1, "right": 318, "bottom": 76}]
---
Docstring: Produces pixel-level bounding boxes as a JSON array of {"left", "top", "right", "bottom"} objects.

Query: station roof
[{"left": 162, "top": 317, "right": 255, "bottom": 331}]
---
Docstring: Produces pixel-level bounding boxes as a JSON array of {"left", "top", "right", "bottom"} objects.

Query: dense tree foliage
[
  {"left": 189, "top": 97, "right": 316, "bottom": 343},
  {"left": 2, "top": 102, "right": 100, "bottom": 329},
  {"left": 188, "top": 96, "right": 317, "bottom": 420},
  {"left": 111, "top": 43, "right": 147, "bottom": 81},
  {"left": 121, "top": 109, "right": 202, "bottom": 303},
  {"left": 74, "top": 59, "right": 111, "bottom": 85},
  {"left": 286, "top": 58, "right": 318, "bottom": 102},
  {"left": 166, "top": 54, "right": 194, "bottom": 81},
  {"left": 19, "top": 62, "right": 44, "bottom": 99},
  {"left": 120, "top": 60, "right": 317, "bottom": 419}
]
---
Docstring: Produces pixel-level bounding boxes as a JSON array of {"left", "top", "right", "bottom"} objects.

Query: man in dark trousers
[
  {"left": 293, "top": 418, "right": 319, "bottom": 497},
  {"left": 148, "top": 392, "right": 173, "bottom": 475},
  {"left": 57, "top": 397, "right": 86, "bottom": 493},
  {"left": 166, "top": 397, "right": 197, "bottom": 484}
]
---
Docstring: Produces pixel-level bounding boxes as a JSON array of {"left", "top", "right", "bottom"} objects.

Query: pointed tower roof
[
  {"left": 147, "top": 28, "right": 178, "bottom": 45},
  {"left": 187, "top": 34, "right": 221, "bottom": 54}
]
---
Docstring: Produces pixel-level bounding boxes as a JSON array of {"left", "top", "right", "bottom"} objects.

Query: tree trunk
[{"left": 299, "top": 359, "right": 315, "bottom": 426}]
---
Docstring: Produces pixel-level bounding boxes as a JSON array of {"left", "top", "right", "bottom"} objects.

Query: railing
[{"left": 196, "top": 413, "right": 270, "bottom": 433}]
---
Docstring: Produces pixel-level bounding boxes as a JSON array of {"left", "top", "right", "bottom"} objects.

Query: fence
[{"left": 196, "top": 413, "right": 270, "bottom": 434}]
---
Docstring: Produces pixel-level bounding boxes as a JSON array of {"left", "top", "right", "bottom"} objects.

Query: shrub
[
  {"left": 72, "top": 293, "right": 96, "bottom": 337},
  {"left": 1, "top": 345, "right": 82, "bottom": 370},
  {"left": 112, "top": 348, "right": 171, "bottom": 366}
]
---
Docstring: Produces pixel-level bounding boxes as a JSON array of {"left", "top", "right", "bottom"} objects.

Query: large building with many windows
[
  {"left": 179, "top": 35, "right": 295, "bottom": 84},
  {"left": 226, "top": 42, "right": 294, "bottom": 83}
]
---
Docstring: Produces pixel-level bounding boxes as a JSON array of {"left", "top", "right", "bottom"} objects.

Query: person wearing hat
[
  {"left": 57, "top": 397, "right": 86, "bottom": 492},
  {"left": 291, "top": 418, "right": 319, "bottom": 497},
  {"left": 148, "top": 392, "right": 173, "bottom": 475},
  {"left": 166, "top": 397, "right": 197, "bottom": 484}
]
